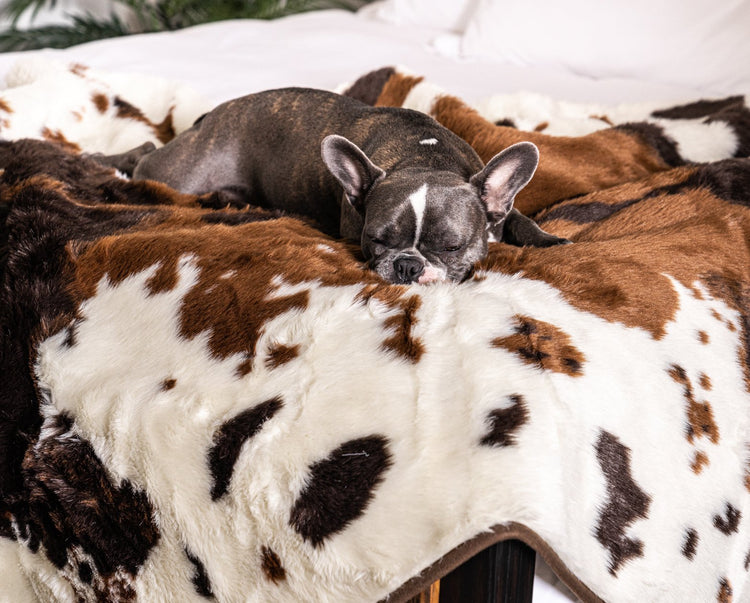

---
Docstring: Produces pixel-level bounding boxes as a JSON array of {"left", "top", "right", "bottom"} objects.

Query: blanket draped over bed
[{"left": 1, "top": 60, "right": 749, "bottom": 603}]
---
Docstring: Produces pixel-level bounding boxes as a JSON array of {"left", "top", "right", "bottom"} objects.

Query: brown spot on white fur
[
  {"left": 92, "top": 93, "right": 109, "bottom": 113},
  {"left": 265, "top": 343, "right": 300, "bottom": 370},
  {"left": 0, "top": 98, "right": 12, "bottom": 113},
  {"left": 41, "top": 127, "right": 81, "bottom": 153},
  {"left": 492, "top": 315, "right": 585, "bottom": 376},
  {"left": 261, "top": 546, "right": 286, "bottom": 584},
  {"left": 691, "top": 451, "right": 709, "bottom": 474},
  {"left": 718, "top": 578, "right": 733, "bottom": 603},
  {"left": 669, "top": 365, "right": 720, "bottom": 445}
]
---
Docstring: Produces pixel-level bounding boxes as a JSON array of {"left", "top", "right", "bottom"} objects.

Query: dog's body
[{"left": 111, "top": 88, "right": 566, "bottom": 284}]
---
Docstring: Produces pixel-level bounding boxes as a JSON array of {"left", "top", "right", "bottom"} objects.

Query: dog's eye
[
  {"left": 443, "top": 244, "right": 463, "bottom": 252},
  {"left": 370, "top": 237, "right": 388, "bottom": 247}
]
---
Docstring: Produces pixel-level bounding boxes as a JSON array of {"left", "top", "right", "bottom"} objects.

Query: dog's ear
[
  {"left": 470, "top": 142, "right": 539, "bottom": 225},
  {"left": 321, "top": 135, "right": 385, "bottom": 214}
]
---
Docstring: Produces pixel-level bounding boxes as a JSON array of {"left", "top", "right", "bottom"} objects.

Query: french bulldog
[{"left": 102, "top": 88, "right": 568, "bottom": 284}]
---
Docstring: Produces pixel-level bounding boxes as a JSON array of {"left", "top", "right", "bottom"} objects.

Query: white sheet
[
  {"left": 2, "top": 8, "right": 745, "bottom": 602},
  {"left": 0, "top": 9, "right": 739, "bottom": 111}
]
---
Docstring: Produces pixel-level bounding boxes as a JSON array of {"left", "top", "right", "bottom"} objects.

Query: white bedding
[{"left": 1, "top": 5, "right": 747, "bottom": 602}]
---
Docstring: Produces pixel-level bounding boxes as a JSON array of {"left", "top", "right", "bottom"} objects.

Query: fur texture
[{"left": 1, "top": 63, "right": 750, "bottom": 603}]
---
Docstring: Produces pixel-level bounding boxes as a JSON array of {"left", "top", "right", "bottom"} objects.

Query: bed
[{"left": 1, "top": 1, "right": 749, "bottom": 601}]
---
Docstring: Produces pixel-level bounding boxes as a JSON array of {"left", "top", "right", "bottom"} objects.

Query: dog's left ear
[
  {"left": 470, "top": 141, "right": 539, "bottom": 225},
  {"left": 321, "top": 135, "right": 385, "bottom": 214}
]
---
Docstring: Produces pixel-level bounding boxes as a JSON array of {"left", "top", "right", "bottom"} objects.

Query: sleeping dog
[{"left": 101, "top": 88, "right": 568, "bottom": 284}]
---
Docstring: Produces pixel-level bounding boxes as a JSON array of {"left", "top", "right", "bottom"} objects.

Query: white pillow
[
  {"left": 359, "top": 0, "right": 480, "bottom": 32},
  {"left": 460, "top": 0, "right": 750, "bottom": 92}
]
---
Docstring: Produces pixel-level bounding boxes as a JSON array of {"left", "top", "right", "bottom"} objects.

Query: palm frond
[
  {"left": 0, "top": 0, "right": 374, "bottom": 51},
  {"left": 1, "top": 0, "right": 57, "bottom": 25},
  {"left": 0, "top": 12, "right": 130, "bottom": 51}
]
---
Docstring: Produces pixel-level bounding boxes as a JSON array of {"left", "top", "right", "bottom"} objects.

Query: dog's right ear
[
  {"left": 321, "top": 135, "right": 385, "bottom": 214},
  {"left": 470, "top": 141, "right": 539, "bottom": 226}
]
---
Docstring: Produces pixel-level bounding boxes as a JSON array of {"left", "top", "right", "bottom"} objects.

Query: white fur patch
[
  {"left": 409, "top": 183, "right": 428, "bottom": 246},
  {"left": 419, "top": 138, "right": 438, "bottom": 145}
]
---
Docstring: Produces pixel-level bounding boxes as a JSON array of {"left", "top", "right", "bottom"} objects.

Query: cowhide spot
[
  {"left": 718, "top": 577, "right": 733, "bottom": 603},
  {"left": 594, "top": 430, "right": 651, "bottom": 576},
  {"left": 691, "top": 451, "right": 710, "bottom": 474},
  {"left": 185, "top": 547, "right": 214, "bottom": 598},
  {"left": 682, "top": 528, "right": 699, "bottom": 560},
  {"left": 260, "top": 545, "right": 286, "bottom": 584},
  {"left": 713, "top": 503, "right": 741, "bottom": 535},
  {"left": 265, "top": 343, "right": 300, "bottom": 370},
  {"left": 356, "top": 285, "right": 425, "bottom": 363},
  {"left": 480, "top": 394, "right": 529, "bottom": 448},
  {"left": 493, "top": 315, "right": 585, "bottom": 377},
  {"left": 208, "top": 397, "right": 283, "bottom": 500},
  {"left": 289, "top": 435, "right": 393, "bottom": 547},
  {"left": 21, "top": 412, "right": 159, "bottom": 599},
  {"left": 92, "top": 92, "right": 109, "bottom": 113},
  {"left": 669, "top": 365, "right": 720, "bottom": 445}
]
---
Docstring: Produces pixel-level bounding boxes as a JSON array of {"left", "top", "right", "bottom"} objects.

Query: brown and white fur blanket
[{"left": 1, "top": 60, "right": 750, "bottom": 602}]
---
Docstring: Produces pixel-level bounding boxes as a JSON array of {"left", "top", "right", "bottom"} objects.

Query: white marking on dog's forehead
[
  {"left": 409, "top": 184, "right": 428, "bottom": 246},
  {"left": 419, "top": 138, "right": 438, "bottom": 145}
]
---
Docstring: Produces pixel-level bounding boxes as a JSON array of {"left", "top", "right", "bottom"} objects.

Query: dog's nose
[{"left": 393, "top": 256, "right": 424, "bottom": 283}]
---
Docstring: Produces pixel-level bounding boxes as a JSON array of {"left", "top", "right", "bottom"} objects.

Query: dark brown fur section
[
  {"left": 682, "top": 528, "right": 698, "bottom": 560},
  {"left": 289, "top": 435, "right": 392, "bottom": 547},
  {"left": 185, "top": 547, "right": 214, "bottom": 598},
  {"left": 594, "top": 431, "right": 651, "bottom": 576},
  {"left": 22, "top": 413, "right": 160, "bottom": 599},
  {"left": 713, "top": 502, "right": 741, "bottom": 535},
  {"left": 480, "top": 394, "right": 529, "bottom": 447},
  {"left": 261, "top": 545, "right": 286, "bottom": 584},
  {"left": 718, "top": 577, "right": 733, "bottom": 603},
  {"left": 208, "top": 397, "right": 283, "bottom": 500}
]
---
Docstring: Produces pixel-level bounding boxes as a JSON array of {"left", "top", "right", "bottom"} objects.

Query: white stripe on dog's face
[{"left": 409, "top": 183, "right": 428, "bottom": 247}]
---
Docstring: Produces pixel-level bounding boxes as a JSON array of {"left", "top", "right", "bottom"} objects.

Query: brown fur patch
[
  {"left": 356, "top": 285, "right": 425, "bottom": 363},
  {"left": 691, "top": 451, "right": 709, "bottom": 473},
  {"left": 113, "top": 97, "right": 174, "bottom": 144},
  {"left": 480, "top": 394, "right": 529, "bottom": 447},
  {"left": 713, "top": 503, "right": 741, "bottom": 535},
  {"left": 161, "top": 378, "right": 176, "bottom": 391},
  {"left": 669, "top": 365, "right": 720, "bottom": 445},
  {"left": 718, "top": 577, "right": 733, "bottom": 603},
  {"left": 261, "top": 546, "right": 286, "bottom": 584},
  {"left": 698, "top": 330, "right": 710, "bottom": 344},
  {"left": 492, "top": 315, "right": 585, "bottom": 376},
  {"left": 682, "top": 528, "right": 698, "bottom": 560},
  {"left": 595, "top": 430, "right": 651, "bottom": 576},
  {"left": 375, "top": 72, "right": 425, "bottom": 109},
  {"left": 0, "top": 98, "right": 12, "bottom": 113},
  {"left": 92, "top": 93, "right": 109, "bottom": 113},
  {"left": 699, "top": 373, "right": 712, "bottom": 390},
  {"left": 590, "top": 114, "right": 614, "bottom": 126},
  {"left": 41, "top": 127, "right": 81, "bottom": 153},
  {"left": 70, "top": 63, "right": 89, "bottom": 77},
  {"left": 381, "top": 294, "right": 424, "bottom": 363},
  {"left": 533, "top": 121, "right": 549, "bottom": 132},
  {"left": 154, "top": 107, "right": 176, "bottom": 144},
  {"left": 265, "top": 343, "right": 300, "bottom": 370}
]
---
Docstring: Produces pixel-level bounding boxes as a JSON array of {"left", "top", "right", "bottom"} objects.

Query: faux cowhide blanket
[{"left": 1, "top": 59, "right": 750, "bottom": 603}]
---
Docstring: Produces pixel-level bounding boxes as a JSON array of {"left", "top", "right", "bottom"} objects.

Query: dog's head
[{"left": 321, "top": 135, "right": 538, "bottom": 284}]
